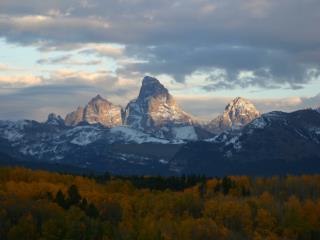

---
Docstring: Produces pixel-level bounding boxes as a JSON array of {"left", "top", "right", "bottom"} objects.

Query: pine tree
[
  {"left": 55, "top": 190, "right": 67, "bottom": 209},
  {"left": 86, "top": 203, "right": 99, "bottom": 219},
  {"left": 67, "top": 185, "right": 81, "bottom": 206}
]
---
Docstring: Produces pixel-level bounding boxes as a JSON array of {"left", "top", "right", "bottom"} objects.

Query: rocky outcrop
[
  {"left": 46, "top": 113, "right": 65, "bottom": 126},
  {"left": 65, "top": 106, "right": 84, "bottom": 126}
]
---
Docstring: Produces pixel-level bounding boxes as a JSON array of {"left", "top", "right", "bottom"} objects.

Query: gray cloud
[
  {"left": 0, "top": 0, "right": 320, "bottom": 118},
  {"left": 37, "top": 54, "right": 102, "bottom": 65},
  {"left": 2, "top": 0, "right": 318, "bottom": 88},
  {"left": 0, "top": 71, "right": 140, "bottom": 121}
]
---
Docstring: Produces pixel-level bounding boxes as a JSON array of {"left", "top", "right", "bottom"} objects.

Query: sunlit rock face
[
  {"left": 206, "top": 97, "right": 261, "bottom": 133},
  {"left": 65, "top": 106, "right": 84, "bottom": 126},
  {"left": 124, "top": 76, "right": 196, "bottom": 138},
  {"left": 83, "top": 95, "right": 123, "bottom": 127},
  {"left": 65, "top": 95, "right": 123, "bottom": 128}
]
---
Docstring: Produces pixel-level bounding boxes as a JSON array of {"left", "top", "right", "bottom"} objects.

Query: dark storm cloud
[
  {"left": 125, "top": 44, "right": 315, "bottom": 88},
  {"left": 0, "top": 0, "right": 320, "bottom": 88}
]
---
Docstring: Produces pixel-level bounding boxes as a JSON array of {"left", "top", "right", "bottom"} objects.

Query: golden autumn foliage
[{"left": 0, "top": 167, "right": 320, "bottom": 240}]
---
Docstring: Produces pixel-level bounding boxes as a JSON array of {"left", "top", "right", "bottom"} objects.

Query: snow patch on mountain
[
  {"left": 66, "top": 126, "right": 102, "bottom": 146},
  {"left": 110, "top": 126, "right": 170, "bottom": 144},
  {"left": 46, "top": 113, "right": 65, "bottom": 126},
  {"left": 172, "top": 126, "right": 198, "bottom": 140},
  {"left": 0, "top": 120, "right": 29, "bottom": 142},
  {"left": 250, "top": 117, "right": 267, "bottom": 129}
]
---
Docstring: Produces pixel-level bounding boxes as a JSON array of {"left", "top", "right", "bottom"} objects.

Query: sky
[{"left": 0, "top": 0, "right": 320, "bottom": 121}]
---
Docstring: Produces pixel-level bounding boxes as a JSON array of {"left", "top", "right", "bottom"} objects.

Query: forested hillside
[{"left": 1, "top": 167, "right": 320, "bottom": 240}]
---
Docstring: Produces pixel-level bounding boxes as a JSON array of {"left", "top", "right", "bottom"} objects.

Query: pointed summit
[
  {"left": 138, "top": 76, "right": 169, "bottom": 100},
  {"left": 207, "top": 97, "right": 260, "bottom": 133},
  {"left": 90, "top": 94, "right": 108, "bottom": 102},
  {"left": 223, "top": 97, "right": 260, "bottom": 128},
  {"left": 124, "top": 76, "right": 195, "bottom": 137},
  {"left": 224, "top": 97, "right": 259, "bottom": 115},
  {"left": 92, "top": 94, "right": 103, "bottom": 100},
  {"left": 64, "top": 95, "right": 123, "bottom": 127}
]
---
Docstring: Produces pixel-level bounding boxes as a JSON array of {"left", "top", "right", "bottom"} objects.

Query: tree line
[{"left": 0, "top": 167, "right": 320, "bottom": 239}]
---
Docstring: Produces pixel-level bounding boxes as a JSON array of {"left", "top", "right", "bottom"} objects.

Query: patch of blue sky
[{"left": 0, "top": 38, "right": 40, "bottom": 73}]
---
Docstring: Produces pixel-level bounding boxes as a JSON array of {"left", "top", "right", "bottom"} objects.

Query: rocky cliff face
[
  {"left": 65, "top": 95, "right": 123, "bottom": 128},
  {"left": 83, "top": 95, "right": 123, "bottom": 127},
  {"left": 207, "top": 97, "right": 260, "bottom": 133},
  {"left": 65, "top": 107, "right": 84, "bottom": 126},
  {"left": 124, "top": 76, "right": 196, "bottom": 138}
]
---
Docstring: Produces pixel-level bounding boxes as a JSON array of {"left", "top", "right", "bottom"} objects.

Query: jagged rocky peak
[
  {"left": 46, "top": 113, "right": 65, "bottom": 126},
  {"left": 138, "top": 76, "right": 169, "bottom": 100},
  {"left": 64, "top": 95, "right": 123, "bottom": 127},
  {"left": 83, "top": 94, "right": 123, "bottom": 127},
  {"left": 207, "top": 97, "right": 260, "bottom": 133},
  {"left": 222, "top": 97, "right": 260, "bottom": 128},
  {"left": 125, "top": 76, "right": 195, "bottom": 135}
]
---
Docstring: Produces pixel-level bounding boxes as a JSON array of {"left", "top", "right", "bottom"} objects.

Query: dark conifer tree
[
  {"left": 55, "top": 190, "right": 67, "bottom": 209},
  {"left": 67, "top": 185, "right": 81, "bottom": 206}
]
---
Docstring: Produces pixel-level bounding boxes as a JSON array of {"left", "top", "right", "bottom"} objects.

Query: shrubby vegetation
[{"left": 0, "top": 167, "right": 320, "bottom": 239}]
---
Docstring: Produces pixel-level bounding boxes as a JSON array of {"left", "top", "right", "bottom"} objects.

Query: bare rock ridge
[
  {"left": 124, "top": 76, "right": 195, "bottom": 132},
  {"left": 65, "top": 106, "right": 84, "bottom": 126},
  {"left": 207, "top": 97, "right": 260, "bottom": 133},
  {"left": 46, "top": 113, "right": 65, "bottom": 126},
  {"left": 65, "top": 95, "right": 123, "bottom": 127}
]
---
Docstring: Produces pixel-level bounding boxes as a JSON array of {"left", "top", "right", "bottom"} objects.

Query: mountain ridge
[
  {"left": 1, "top": 76, "right": 319, "bottom": 175},
  {"left": 63, "top": 76, "right": 261, "bottom": 138}
]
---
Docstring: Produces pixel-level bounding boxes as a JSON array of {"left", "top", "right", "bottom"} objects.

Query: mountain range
[{"left": 0, "top": 76, "right": 319, "bottom": 176}]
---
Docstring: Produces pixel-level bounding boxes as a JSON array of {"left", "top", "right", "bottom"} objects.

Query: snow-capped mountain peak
[
  {"left": 65, "top": 95, "right": 123, "bottom": 127},
  {"left": 221, "top": 97, "right": 260, "bottom": 128},
  {"left": 124, "top": 76, "right": 196, "bottom": 138},
  {"left": 138, "top": 76, "right": 169, "bottom": 100},
  {"left": 63, "top": 76, "right": 204, "bottom": 140},
  {"left": 206, "top": 97, "right": 260, "bottom": 133}
]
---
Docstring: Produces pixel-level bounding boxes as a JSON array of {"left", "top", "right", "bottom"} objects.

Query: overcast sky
[{"left": 0, "top": 0, "right": 320, "bottom": 121}]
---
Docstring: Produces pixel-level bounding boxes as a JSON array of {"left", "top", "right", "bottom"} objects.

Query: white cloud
[
  {"left": 81, "top": 43, "right": 125, "bottom": 58},
  {"left": 0, "top": 75, "right": 42, "bottom": 86},
  {"left": 37, "top": 55, "right": 102, "bottom": 66},
  {"left": 0, "top": 63, "right": 10, "bottom": 71}
]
